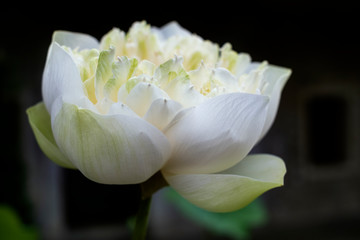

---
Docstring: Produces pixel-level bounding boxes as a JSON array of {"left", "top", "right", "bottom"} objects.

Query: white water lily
[{"left": 27, "top": 21, "right": 291, "bottom": 212}]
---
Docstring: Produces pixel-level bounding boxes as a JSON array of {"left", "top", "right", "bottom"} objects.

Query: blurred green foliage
[
  {"left": 0, "top": 205, "right": 38, "bottom": 240},
  {"left": 165, "top": 187, "right": 268, "bottom": 240}
]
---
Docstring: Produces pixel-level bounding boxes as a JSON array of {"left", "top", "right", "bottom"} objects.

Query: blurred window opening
[{"left": 306, "top": 95, "right": 347, "bottom": 166}]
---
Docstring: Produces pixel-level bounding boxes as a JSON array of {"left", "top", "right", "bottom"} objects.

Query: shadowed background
[{"left": 1, "top": 2, "right": 359, "bottom": 239}]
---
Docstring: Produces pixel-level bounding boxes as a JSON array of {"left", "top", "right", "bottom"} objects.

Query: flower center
[{"left": 63, "top": 21, "right": 269, "bottom": 115}]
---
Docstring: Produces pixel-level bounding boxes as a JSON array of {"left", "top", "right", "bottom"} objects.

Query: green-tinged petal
[
  {"left": 136, "top": 59, "right": 156, "bottom": 76},
  {"left": 95, "top": 48, "right": 115, "bottom": 101},
  {"left": 72, "top": 48, "right": 99, "bottom": 83},
  {"left": 26, "top": 102, "right": 74, "bottom": 168},
  {"left": 84, "top": 76, "right": 96, "bottom": 104},
  {"left": 218, "top": 43, "right": 251, "bottom": 77},
  {"left": 125, "top": 21, "right": 161, "bottom": 62},
  {"left": 154, "top": 56, "right": 207, "bottom": 108},
  {"left": 171, "top": 36, "right": 219, "bottom": 71},
  {"left": 154, "top": 56, "right": 188, "bottom": 87},
  {"left": 52, "top": 101, "right": 171, "bottom": 184},
  {"left": 117, "top": 75, "right": 145, "bottom": 104},
  {"left": 104, "top": 56, "right": 138, "bottom": 102},
  {"left": 163, "top": 154, "right": 286, "bottom": 212},
  {"left": 185, "top": 51, "right": 204, "bottom": 71},
  {"left": 163, "top": 93, "right": 269, "bottom": 175},
  {"left": 52, "top": 31, "right": 99, "bottom": 50},
  {"left": 99, "top": 28, "right": 125, "bottom": 56},
  {"left": 259, "top": 65, "right": 292, "bottom": 139},
  {"left": 112, "top": 57, "right": 138, "bottom": 82}
]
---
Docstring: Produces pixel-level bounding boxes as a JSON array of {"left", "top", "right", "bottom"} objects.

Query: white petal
[
  {"left": 126, "top": 82, "right": 170, "bottom": 117},
  {"left": 108, "top": 101, "right": 138, "bottom": 116},
  {"left": 51, "top": 100, "right": 171, "bottom": 184},
  {"left": 233, "top": 53, "right": 252, "bottom": 77},
  {"left": 165, "top": 78, "right": 208, "bottom": 108},
  {"left": 211, "top": 68, "right": 239, "bottom": 92},
  {"left": 144, "top": 98, "right": 183, "bottom": 130},
  {"left": 42, "top": 42, "right": 86, "bottom": 113},
  {"left": 163, "top": 93, "right": 269, "bottom": 174},
  {"left": 137, "top": 59, "right": 156, "bottom": 76},
  {"left": 152, "top": 21, "right": 190, "bottom": 41},
  {"left": 95, "top": 97, "right": 114, "bottom": 114},
  {"left": 244, "top": 62, "right": 262, "bottom": 73},
  {"left": 259, "top": 65, "right": 291, "bottom": 139},
  {"left": 163, "top": 154, "right": 286, "bottom": 212},
  {"left": 52, "top": 31, "right": 99, "bottom": 50},
  {"left": 188, "top": 62, "right": 211, "bottom": 91},
  {"left": 117, "top": 84, "right": 129, "bottom": 104}
]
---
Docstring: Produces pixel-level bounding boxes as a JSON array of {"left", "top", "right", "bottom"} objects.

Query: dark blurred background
[{"left": 1, "top": 2, "right": 359, "bottom": 240}]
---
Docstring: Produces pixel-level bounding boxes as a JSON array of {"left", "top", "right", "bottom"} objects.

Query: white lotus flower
[{"left": 27, "top": 21, "right": 291, "bottom": 212}]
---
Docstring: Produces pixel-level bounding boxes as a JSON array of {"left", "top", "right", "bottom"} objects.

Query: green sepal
[{"left": 26, "top": 102, "right": 74, "bottom": 168}]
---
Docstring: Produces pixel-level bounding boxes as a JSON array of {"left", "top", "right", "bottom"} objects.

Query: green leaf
[
  {"left": 0, "top": 205, "right": 38, "bottom": 240},
  {"left": 165, "top": 187, "right": 268, "bottom": 240}
]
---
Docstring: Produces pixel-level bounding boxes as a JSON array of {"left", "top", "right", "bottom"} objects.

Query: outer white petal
[
  {"left": 42, "top": 42, "right": 87, "bottom": 113},
  {"left": 260, "top": 65, "right": 291, "bottom": 139},
  {"left": 163, "top": 93, "right": 269, "bottom": 174},
  {"left": 51, "top": 100, "right": 171, "bottom": 184},
  {"left": 163, "top": 154, "right": 286, "bottom": 212},
  {"left": 52, "top": 31, "right": 99, "bottom": 50}
]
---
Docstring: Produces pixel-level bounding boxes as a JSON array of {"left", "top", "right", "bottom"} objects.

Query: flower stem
[
  {"left": 133, "top": 196, "right": 152, "bottom": 240},
  {"left": 132, "top": 171, "right": 168, "bottom": 240},
  {"left": 141, "top": 171, "right": 168, "bottom": 199}
]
